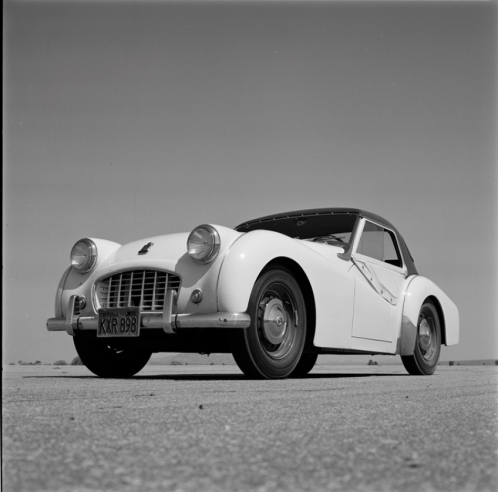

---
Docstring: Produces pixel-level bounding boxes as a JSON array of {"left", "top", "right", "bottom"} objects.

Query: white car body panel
[
  {"left": 50, "top": 210, "right": 459, "bottom": 364},
  {"left": 398, "top": 275, "right": 460, "bottom": 354},
  {"left": 349, "top": 264, "right": 397, "bottom": 346},
  {"left": 58, "top": 227, "right": 243, "bottom": 320},
  {"left": 217, "top": 230, "right": 355, "bottom": 349},
  {"left": 346, "top": 235, "right": 408, "bottom": 352}
]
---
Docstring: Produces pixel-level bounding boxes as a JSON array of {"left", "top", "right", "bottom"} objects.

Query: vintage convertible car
[{"left": 47, "top": 208, "right": 459, "bottom": 379}]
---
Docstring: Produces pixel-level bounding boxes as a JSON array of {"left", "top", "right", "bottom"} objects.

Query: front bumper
[{"left": 46, "top": 295, "right": 251, "bottom": 336}]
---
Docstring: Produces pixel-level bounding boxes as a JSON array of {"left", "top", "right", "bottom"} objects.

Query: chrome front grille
[{"left": 95, "top": 270, "right": 181, "bottom": 312}]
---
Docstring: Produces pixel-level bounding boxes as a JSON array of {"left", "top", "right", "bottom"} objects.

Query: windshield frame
[{"left": 236, "top": 212, "right": 360, "bottom": 250}]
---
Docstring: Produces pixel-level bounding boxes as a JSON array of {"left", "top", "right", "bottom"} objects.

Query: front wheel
[
  {"left": 401, "top": 301, "right": 441, "bottom": 375},
  {"left": 230, "top": 268, "right": 307, "bottom": 379},
  {"left": 74, "top": 336, "right": 152, "bottom": 378},
  {"left": 291, "top": 353, "right": 319, "bottom": 377}
]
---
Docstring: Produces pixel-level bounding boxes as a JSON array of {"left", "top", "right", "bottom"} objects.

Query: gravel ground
[{"left": 3, "top": 364, "right": 497, "bottom": 492}]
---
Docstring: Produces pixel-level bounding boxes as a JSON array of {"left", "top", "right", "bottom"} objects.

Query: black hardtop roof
[
  {"left": 235, "top": 207, "right": 417, "bottom": 275},
  {"left": 236, "top": 208, "right": 396, "bottom": 230}
]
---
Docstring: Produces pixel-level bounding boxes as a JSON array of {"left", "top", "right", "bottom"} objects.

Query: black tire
[
  {"left": 230, "top": 268, "right": 306, "bottom": 379},
  {"left": 401, "top": 301, "right": 441, "bottom": 376},
  {"left": 291, "top": 352, "right": 319, "bottom": 377},
  {"left": 74, "top": 336, "right": 152, "bottom": 378}
]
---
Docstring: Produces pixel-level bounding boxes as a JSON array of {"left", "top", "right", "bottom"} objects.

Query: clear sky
[{"left": 3, "top": 0, "right": 497, "bottom": 364}]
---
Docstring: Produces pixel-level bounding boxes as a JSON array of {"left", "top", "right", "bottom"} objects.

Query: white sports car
[{"left": 47, "top": 208, "right": 459, "bottom": 379}]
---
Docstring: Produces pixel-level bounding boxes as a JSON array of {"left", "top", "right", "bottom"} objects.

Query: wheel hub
[
  {"left": 262, "top": 298, "right": 288, "bottom": 345},
  {"left": 418, "top": 318, "right": 434, "bottom": 358}
]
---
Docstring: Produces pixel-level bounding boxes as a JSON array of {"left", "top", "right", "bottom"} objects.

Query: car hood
[
  {"left": 114, "top": 232, "right": 189, "bottom": 264},
  {"left": 103, "top": 225, "right": 243, "bottom": 277}
]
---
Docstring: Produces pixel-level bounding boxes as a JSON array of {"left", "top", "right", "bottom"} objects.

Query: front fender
[
  {"left": 58, "top": 228, "right": 244, "bottom": 318},
  {"left": 54, "top": 266, "right": 72, "bottom": 317},
  {"left": 399, "top": 275, "right": 459, "bottom": 355},
  {"left": 217, "top": 230, "right": 355, "bottom": 349}
]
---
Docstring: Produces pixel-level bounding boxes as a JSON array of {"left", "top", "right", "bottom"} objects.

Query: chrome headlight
[
  {"left": 70, "top": 239, "right": 98, "bottom": 274},
  {"left": 187, "top": 225, "right": 220, "bottom": 263}
]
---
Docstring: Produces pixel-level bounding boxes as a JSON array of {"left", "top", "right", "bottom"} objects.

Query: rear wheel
[
  {"left": 401, "top": 301, "right": 441, "bottom": 375},
  {"left": 230, "top": 268, "right": 306, "bottom": 379},
  {"left": 74, "top": 336, "right": 152, "bottom": 378},
  {"left": 291, "top": 352, "right": 319, "bottom": 376}
]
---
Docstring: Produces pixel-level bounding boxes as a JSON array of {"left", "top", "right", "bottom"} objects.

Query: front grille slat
[
  {"left": 128, "top": 271, "right": 134, "bottom": 307},
  {"left": 96, "top": 270, "right": 180, "bottom": 311}
]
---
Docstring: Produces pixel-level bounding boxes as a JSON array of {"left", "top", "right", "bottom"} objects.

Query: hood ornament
[{"left": 138, "top": 242, "right": 154, "bottom": 255}]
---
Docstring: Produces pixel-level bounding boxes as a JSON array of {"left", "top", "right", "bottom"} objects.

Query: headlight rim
[
  {"left": 187, "top": 224, "right": 221, "bottom": 263},
  {"left": 70, "top": 238, "right": 98, "bottom": 274}
]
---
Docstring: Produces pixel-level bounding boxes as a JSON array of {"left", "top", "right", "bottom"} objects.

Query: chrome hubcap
[
  {"left": 262, "top": 299, "right": 288, "bottom": 344},
  {"left": 418, "top": 317, "right": 436, "bottom": 360},
  {"left": 256, "top": 284, "right": 297, "bottom": 360}
]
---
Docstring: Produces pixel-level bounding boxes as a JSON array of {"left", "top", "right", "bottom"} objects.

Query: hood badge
[{"left": 138, "top": 242, "right": 154, "bottom": 255}]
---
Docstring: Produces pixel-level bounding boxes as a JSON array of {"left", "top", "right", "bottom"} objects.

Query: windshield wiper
[{"left": 308, "top": 235, "right": 347, "bottom": 244}]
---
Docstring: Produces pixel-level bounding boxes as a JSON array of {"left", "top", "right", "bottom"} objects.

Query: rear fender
[{"left": 399, "top": 276, "right": 459, "bottom": 355}]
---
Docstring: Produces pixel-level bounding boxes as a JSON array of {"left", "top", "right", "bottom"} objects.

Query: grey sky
[{"left": 3, "top": 0, "right": 497, "bottom": 363}]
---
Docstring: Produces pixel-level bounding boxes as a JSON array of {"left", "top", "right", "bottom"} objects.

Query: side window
[{"left": 356, "top": 221, "right": 402, "bottom": 267}]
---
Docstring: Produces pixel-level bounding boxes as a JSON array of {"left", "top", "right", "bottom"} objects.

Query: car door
[{"left": 350, "top": 219, "right": 407, "bottom": 344}]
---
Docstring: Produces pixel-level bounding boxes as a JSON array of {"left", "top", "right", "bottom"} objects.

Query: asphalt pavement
[{"left": 3, "top": 364, "right": 497, "bottom": 492}]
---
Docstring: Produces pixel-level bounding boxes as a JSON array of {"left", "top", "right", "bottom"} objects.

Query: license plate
[{"left": 98, "top": 307, "right": 141, "bottom": 338}]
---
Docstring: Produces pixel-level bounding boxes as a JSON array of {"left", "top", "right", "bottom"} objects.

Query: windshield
[{"left": 236, "top": 213, "right": 358, "bottom": 247}]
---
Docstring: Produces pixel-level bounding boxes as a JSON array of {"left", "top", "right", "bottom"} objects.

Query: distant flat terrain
[
  {"left": 3, "top": 365, "right": 497, "bottom": 492},
  {"left": 147, "top": 353, "right": 498, "bottom": 366}
]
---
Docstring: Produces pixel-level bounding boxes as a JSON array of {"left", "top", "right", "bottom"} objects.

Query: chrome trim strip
[
  {"left": 46, "top": 312, "right": 251, "bottom": 332},
  {"left": 337, "top": 215, "right": 361, "bottom": 261},
  {"left": 141, "top": 314, "right": 164, "bottom": 329},
  {"left": 162, "top": 290, "right": 175, "bottom": 334},
  {"left": 65, "top": 295, "right": 78, "bottom": 336},
  {"left": 46, "top": 318, "right": 68, "bottom": 331},
  {"left": 77, "top": 317, "right": 99, "bottom": 330},
  {"left": 175, "top": 312, "right": 251, "bottom": 329},
  {"left": 349, "top": 217, "right": 407, "bottom": 274}
]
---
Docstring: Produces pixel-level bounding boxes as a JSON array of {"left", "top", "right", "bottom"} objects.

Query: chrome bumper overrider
[{"left": 46, "top": 295, "right": 251, "bottom": 335}]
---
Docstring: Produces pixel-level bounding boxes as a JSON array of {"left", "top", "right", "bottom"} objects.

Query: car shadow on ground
[
  {"left": 134, "top": 373, "right": 409, "bottom": 380},
  {"left": 23, "top": 372, "right": 409, "bottom": 381}
]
